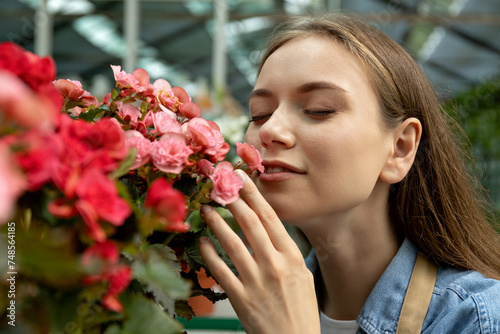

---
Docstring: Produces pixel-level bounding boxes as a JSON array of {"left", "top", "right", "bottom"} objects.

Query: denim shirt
[{"left": 305, "top": 239, "right": 500, "bottom": 333}]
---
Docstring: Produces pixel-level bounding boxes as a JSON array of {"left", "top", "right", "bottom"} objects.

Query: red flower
[
  {"left": 75, "top": 169, "right": 131, "bottom": 241},
  {"left": 101, "top": 266, "right": 132, "bottom": 312},
  {"left": 20, "top": 50, "right": 57, "bottom": 91},
  {"left": 0, "top": 42, "right": 29, "bottom": 77},
  {"left": 82, "top": 241, "right": 132, "bottom": 313},
  {"left": 58, "top": 117, "right": 126, "bottom": 173},
  {"left": 15, "top": 130, "right": 63, "bottom": 191},
  {"left": 82, "top": 240, "right": 120, "bottom": 266},
  {"left": 0, "top": 42, "right": 62, "bottom": 115},
  {"left": 144, "top": 178, "right": 188, "bottom": 232}
]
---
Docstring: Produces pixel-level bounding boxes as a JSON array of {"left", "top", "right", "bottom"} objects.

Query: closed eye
[
  {"left": 304, "top": 110, "right": 336, "bottom": 116},
  {"left": 249, "top": 114, "right": 272, "bottom": 123}
]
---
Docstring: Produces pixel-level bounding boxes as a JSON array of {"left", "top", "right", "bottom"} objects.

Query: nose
[{"left": 258, "top": 107, "right": 296, "bottom": 149}]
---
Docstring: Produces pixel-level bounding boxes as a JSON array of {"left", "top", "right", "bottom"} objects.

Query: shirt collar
[{"left": 305, "top": 239, "right": 418, "bottom": 333}]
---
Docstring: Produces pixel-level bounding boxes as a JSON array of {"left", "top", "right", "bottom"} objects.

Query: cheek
[{"left": 243, "top": 127, "right": 261, "bottom": 149}]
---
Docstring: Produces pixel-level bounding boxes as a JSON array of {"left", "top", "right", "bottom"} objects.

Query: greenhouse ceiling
[{"left": 1, "top": 0, "right": 499, "bottom": 114}]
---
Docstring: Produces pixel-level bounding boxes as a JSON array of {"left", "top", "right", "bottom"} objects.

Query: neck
[{"left": 299, "top": 184, "right": 400, "bottom": 320}]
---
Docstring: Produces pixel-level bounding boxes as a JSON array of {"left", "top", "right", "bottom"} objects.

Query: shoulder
[{"left": 423, "top": 267, "right": 500, "bottom": 333}]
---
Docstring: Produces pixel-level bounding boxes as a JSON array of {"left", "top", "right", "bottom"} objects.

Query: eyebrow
[
  {"left": 248, "top": 81, "right": 347, "bottom": 101},
  {"left": 297, "top": 81, "right": 347, "bottom": 94}
]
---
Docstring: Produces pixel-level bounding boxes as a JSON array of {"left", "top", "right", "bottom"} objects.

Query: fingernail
[
  {"left": 200, "top": 205, "right": 212, "bottom": 215},
  {"left": 199, "top": 236, "right": 210, "bottom": 244},
  {"left": 234, "top": 169, "right": 247, "bottom": 183}
]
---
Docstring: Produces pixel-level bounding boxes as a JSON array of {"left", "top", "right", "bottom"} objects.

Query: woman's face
[{"left": 245, "top": 35, "right": 395, "bottom": 225}]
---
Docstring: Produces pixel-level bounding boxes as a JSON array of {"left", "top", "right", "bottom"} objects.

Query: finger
[
  {"left": 199, "top": 236, "right": 242, "bottom": 296},
  {"left": 224, "top": 194, "right": 276, "bottom": 260},
  {"left": 229, "top": 170, "right": 297, "bottom": 252},
  {"left": 200, "top": 205, "right": 258, "bottom": 280}
]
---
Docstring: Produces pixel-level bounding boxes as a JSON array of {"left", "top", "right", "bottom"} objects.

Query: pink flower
[
  {"left": 0, "top": 70, "right": 58, "bottom": 129},
  {"left": 132, "top": 68, "right": 149, "bottom": 87},
  {"left": 53, "top": 79, "right": 85, "bottom": 100},
  {"left": 111, "top": 65, "right": 139, "bottom": 90},
  {"left": 152, "top": 106, "right": 182, "bottom": 135},
  {"left": 179, "top": 102, "right": 201, "bottom": 119},
  {"left": 0, "top": 143, "right": 26, "bottom": 223},
  {"left": 75, "top": 169, "right": 131, "bottom": 241},
  {"left": 197, "top": 159, "right": 214, "bottom": 177},
  {"left": 144, "top": 178, "right": 188, "bottom": 232},
  {"left": 172, "top": 86, "right": 191, "bottom": 104},
  {"left": 183, "top": 117, "right": 226, "bottom": 156},
  {"left": 53, "top": 79, "right": 99, "bottom": 108},
  {"left": 124, "top": 130, "right": 151, "bottom": 169},
  {"left": 116, "top": 102, "right": 142, "bottom": 126},
  {"left": 131, "top": 68, "right": 154, "bottom": 96},
  {"left": 212, "top": 142, "right": 230, "bottom": 162},
  {"left": 236, "top": 142, "right": 264, "bottom": 173},
  {"left": 209, "top": 161, "right": 243, "bottom": 205},
  {"left": 153, "top": 79, "right": 177, "bottom": 110},
  {"left": 142, "top": 110, "right": 154, "bottom": 127},
  {"left": 150, "top": 133, "right": 193, "bottom": 174},
  {"left": 72, "top": 106, "right": 86, "bottom": 117}
]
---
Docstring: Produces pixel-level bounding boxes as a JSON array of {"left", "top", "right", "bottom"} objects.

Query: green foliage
[
  {"left": 129, "top": 244, "right": 190, "bottom": 314},
  {"left": 446, "top": 77, "right": 500, "bottom": 160},
  {"left": 120, "top": 294, "right": 183, "bottom": 334},
  {"left": 444, "top": 74, "right": 500, "bottom": 211}
]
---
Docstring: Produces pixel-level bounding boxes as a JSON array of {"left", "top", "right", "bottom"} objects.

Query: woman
[{"left": 198, "top": 14, "right": 500, "bottom": 333}]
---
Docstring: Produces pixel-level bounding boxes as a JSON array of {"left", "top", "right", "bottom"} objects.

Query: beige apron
[{"left": 396, "top": 253, "right": 437, "bottom": 334}]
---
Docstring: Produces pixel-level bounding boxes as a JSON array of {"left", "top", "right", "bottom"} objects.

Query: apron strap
[{"left": 396, "top": 252, "right": 437, "bottom": 334}]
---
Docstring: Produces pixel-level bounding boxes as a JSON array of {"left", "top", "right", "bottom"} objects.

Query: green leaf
[
  {"left": 110, "top": 148, "right": 137, "bottom": 179},
  {"left": 184, "top": 228, "right": 237, "bottom": 277},
  {"left": 121, "top": 294, "right": 183, "bottom": 334},
  {"left": 43, "top": 289, "right": 82, "bottom": 334},
  {"left": 78, "top": 107, "right": 106, "bottom": 122},
  {"left": 131, "top": 244, "right": 190, "bottom": 314},
  {"left": 174, "top": 300, "right": 194, "bottom": 321},
  {"left": 104, "top": 324, "right": 121, "bottom": 334},
  {"left": 112, "top": 88, "right": 119, "bottom": 100}
]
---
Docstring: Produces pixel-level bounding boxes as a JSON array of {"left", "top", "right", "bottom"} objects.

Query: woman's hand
[{"left": 199, "top": 170, "right": 320, "bottom": 334}]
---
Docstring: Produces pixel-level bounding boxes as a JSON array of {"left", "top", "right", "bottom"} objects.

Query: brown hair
[{"left": 258, "top": 14, "right": 500, "bottom": 279}]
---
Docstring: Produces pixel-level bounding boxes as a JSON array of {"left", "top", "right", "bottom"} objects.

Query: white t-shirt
[{"left": 320, "top": 311, "right": 359, "bottom": 334}]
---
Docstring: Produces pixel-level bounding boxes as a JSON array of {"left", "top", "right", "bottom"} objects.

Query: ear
[{"left": 380, "top": 117, "right": 422, "bottom": 184}]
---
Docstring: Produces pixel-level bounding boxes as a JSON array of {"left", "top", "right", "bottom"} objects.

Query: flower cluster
[{"left": 0, "top": 42, "right": 263, "bottom": 332}]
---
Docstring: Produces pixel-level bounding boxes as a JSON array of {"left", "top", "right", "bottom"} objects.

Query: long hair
[{"left": 258, "top": 14, "right": 500, "bottom": 279}]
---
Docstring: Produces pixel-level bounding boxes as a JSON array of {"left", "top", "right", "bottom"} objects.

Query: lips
[
  {"left": 264, "top": 166, "right": 294, "bottom": 174},
  {"left": 260, "top": 160, "right": 306, "bottom": 181}
]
